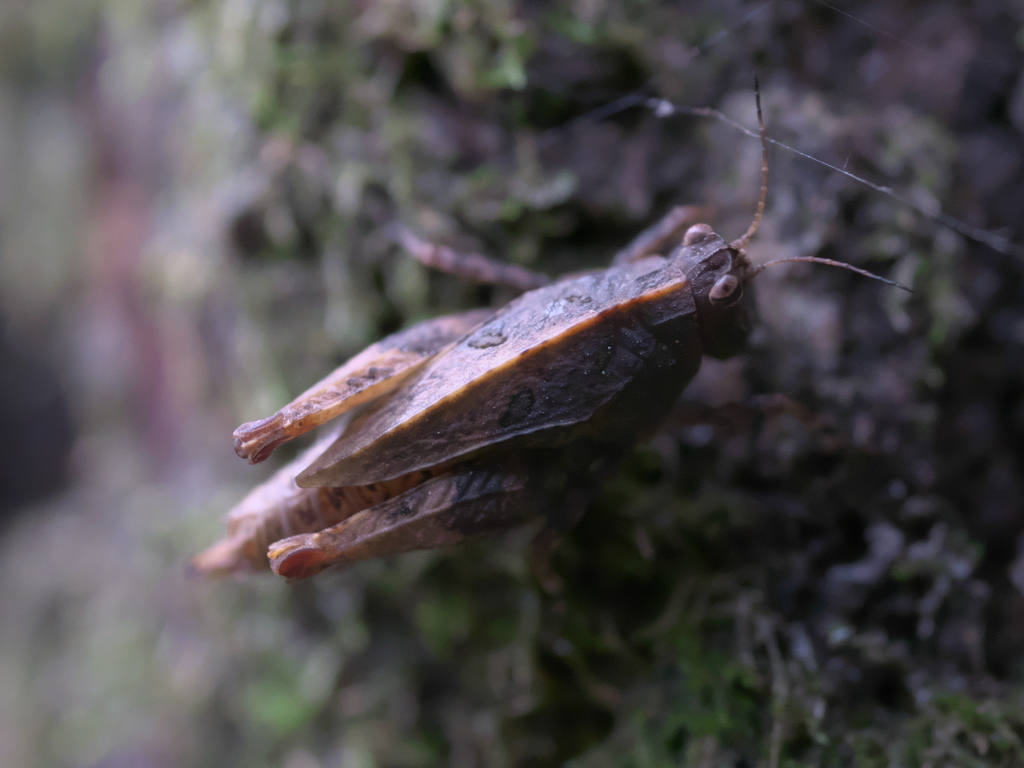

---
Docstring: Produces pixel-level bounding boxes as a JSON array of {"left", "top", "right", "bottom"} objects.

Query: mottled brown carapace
[{"left": 194, "top": 219, "right": 760, "bottom": 579}]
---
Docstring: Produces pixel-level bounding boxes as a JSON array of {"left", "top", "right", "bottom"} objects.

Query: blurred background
[{"left": 2, "top": 1, "right": 1024, "bottom": 766}]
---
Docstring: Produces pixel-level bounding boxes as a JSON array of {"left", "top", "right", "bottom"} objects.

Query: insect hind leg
[
  {"left": 268, "top": 461, "right": 543, "bottom": 578},
  {"left": 392, "top": 224, "right": 551, "bottom": 292}
]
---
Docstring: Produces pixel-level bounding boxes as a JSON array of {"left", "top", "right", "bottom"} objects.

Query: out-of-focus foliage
[{"left": 2, "top": 1, "right": 1024, "bottom": 767}]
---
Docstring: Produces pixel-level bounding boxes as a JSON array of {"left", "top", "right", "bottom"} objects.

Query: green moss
[
  {"left": 4, "top": 1, "right": 1024, "bottom": 767},
  {"left": 415, "top": 592, "right": 473, "bottom": 658}
]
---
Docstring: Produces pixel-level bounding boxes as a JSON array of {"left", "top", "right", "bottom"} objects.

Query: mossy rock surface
[{"left": 2, "top": 1, "right": 1024, "bottom": 767}]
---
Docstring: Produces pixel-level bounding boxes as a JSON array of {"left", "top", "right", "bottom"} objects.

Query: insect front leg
[
  {"left": 268, "top": 461, "right": 545, "bottom": 579},
  {"left": 611, "top": 205, "right": 710, "bottom": 265},
  {"left": 392, "top": 224, "right": 552, "bottom": 291}
]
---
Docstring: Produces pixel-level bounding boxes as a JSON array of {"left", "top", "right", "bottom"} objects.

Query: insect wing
[
  {"left": 298, "top": 256, "right": 701, "bottom": 487},
  {"left": 233, "top": 308, "right": 493, "bottom": 463}
]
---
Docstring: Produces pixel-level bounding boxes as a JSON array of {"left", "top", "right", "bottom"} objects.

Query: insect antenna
[
  {"left": 748, "top": 256, "right": 913, "bottom": 293},
  {"left": 730, "top": 76, "right": 768, "bottom": 255},
  {"left": 641, "top": 98, "right": 1024, "bottom": 261}
]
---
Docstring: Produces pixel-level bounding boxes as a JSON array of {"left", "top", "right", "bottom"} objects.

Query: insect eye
[
  {"left": 709, "top": 274, "right": 741, "bottom": 304},
  {"left": 683, "top": 223, "right": 714, "bottom": 245}
]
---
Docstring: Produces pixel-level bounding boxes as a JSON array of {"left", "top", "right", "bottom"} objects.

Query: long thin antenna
[
  {"left": 749, "top": 256, "right": 913, "bottom": 292},
  {"left": 644, "top": 97, "right": 1024, "bottom": 261},
  {"left": 536, "top": 2, "right": 773, "bottom": 149},
  {"left": 731, "top": 75, "right": 768, "bottom": 253}
]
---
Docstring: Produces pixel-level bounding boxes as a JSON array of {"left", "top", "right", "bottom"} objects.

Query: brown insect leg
[
  {"left": 392, "top": 224, "right": 551, "bottom": 292},
  {"left": 192, "top": 443, "right": 329, "bottom": 575},
  {"left": 269, "top": 462, "right": 542, "bottom": 579},
  {"left": 233, "top": 413, "right": 291, "bottom": 464},
  {"left": 189, "top": 535, "right": 263, "bottom": 576},
  {"left": 193, "top": 430, "right": 437, "bottom": 575},
  {"left": 611, "top": 205, "right": 711, "bottom": 266},
  {"left": 233, "top": 308, "right": 492, "bottom": 464},
  {"left": 193, "top": 432, "right": 345, "bottom": 575},
  {"left": 232, "top": 365, "right": 416, "bottom": 465}
]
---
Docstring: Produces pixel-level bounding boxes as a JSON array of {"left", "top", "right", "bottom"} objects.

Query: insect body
[
  {"left": 194, "top": 220, "right": 757, "bottom": 579},
  {"left": 194, "top": 93, "right": 902, "bottom": 580}
]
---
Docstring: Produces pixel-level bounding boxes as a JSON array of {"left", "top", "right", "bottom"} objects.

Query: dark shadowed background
[{"left": 2, "top": 1, "right": 1024, "bottom": 766}]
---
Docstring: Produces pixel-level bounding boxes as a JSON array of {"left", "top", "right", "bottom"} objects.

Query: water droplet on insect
[
  {"left": 467, "top": 325, "right": 507, "bottom": 349},
  {"left": 565, "top": 291, "right": 592, "bottom": 303}
]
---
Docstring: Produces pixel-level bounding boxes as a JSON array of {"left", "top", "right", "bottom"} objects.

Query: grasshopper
[{"left": 193, "top": 91, "right": 902, "bottom": 580}]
